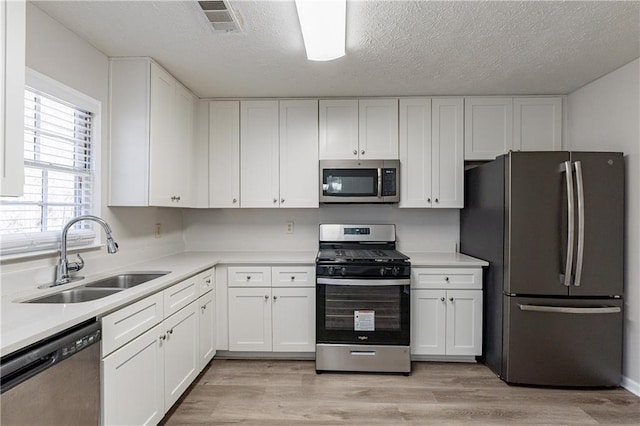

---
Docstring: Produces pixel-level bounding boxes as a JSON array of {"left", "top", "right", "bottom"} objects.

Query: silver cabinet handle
[
  {"left": 427, "top": 198, "right": 431, "bottom": 203},
  {"left": 167, "top": 329, "right": 173, "bottom": 335},
  {"left": 205, "top": 279, "right": 211, "bottom": 285},
  {"left": 159, "top": 334, "right": 166, "bottom": 341},
  {"left": 518, "top": 304, "right": 621, "bottom": 314},
  {"left": 232, "top": 198, "right": 237, "bottom": 204},
  {"left": 246, "top": 276, "right": 251, "bottom": 281},
  {"left": 281, "top": 198, "right": 285, "bottom": 203},
  {"left": 353, "top": 149, "right": 357, "bottom": 155},
  {"left": 290, "top": 276, "right": 295, "bottom": 281},
  {"left": 176, "top": 196, "right": 180, "bottom": 202},
  {"left": 273, "top": 296, "right": 278, "bottom": 301},
  {"left": 273, "top": 198, "right": 278, "bottom": 204},
  {"left": 449, "top": 297, "right": 454, "bottom": 302},
  {"left": 264, "top": 295, "right": 269, "bottom": 300},
  {"left": 563, "top": 160, "right": 575, "bottom": 287},
  {"left": 361, "top": 150, "right": 365, "bottom": 155},
  {"left": 440, "top": 297, "right": 445, "bottom": 302},
  {"left": 435, "top": 198, "right": 439, "bottom": 203},
  {"left": 445, "top": 277, "right": 449, "bottom": 282},
  {"left": 201, "top": 305, "right": 207, "bottom": 311},
  {"left": 574, "top": 161, "right": 585, "bottom": 287}
]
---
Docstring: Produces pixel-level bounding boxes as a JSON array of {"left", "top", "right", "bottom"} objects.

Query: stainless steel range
[{"left": 315, "top": 224, "right": 411, "bottom": 374}]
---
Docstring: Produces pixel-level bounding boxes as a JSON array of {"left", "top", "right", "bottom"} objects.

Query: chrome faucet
[{"left": 53, "top": 215, "right": 119, "bottom": 286}]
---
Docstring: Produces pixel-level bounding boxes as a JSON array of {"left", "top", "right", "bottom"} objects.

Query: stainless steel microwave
[{"left": 319, "top": 160, "right": 400, "bottom": 203}]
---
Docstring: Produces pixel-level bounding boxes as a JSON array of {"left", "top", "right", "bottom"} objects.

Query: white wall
[
  {"left": 183, "top": 206, "right": 460, "bottom": 253},
  {"left": 0, "top": 4, "right": 184, "bottom": 295},
  {"left": 567, "top": 58, "right": 640, "bottom": 395}
]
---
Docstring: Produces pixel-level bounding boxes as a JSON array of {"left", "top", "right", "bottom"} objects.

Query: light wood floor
[{"left": 161, "top": 359, "right": 640, "bottom": 425}]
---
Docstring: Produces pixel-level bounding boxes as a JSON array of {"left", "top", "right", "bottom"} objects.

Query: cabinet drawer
[
  {"left": 101, "top": 292, "right": 164, "bottom": 356},
  {"left": 197, "top": 268, "right": 215, "bottom": 296},
  {"left": 228, "top": 266, "right": 271, "bottom": 287},
  {"left": 164, "top": 277, "right": 199, "bottom": 317},
  {"left": 271, "top": 266, "right": 315, "bottom": 287},
  {"left": 412, "top": 268, "right": 482, "bottom": 290}
]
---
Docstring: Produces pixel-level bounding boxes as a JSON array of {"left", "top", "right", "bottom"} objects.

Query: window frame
[{"left": 0, "top": 68, "right": 102, "bottom": 258}]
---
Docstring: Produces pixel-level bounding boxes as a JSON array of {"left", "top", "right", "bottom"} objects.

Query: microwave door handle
[{"left": 377, "top": 168, "right": 383, "bottom": 198}]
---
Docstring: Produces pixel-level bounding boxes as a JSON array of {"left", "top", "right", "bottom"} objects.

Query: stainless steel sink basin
[
  {"left": 27, "top": 287, "right": 124, "bottom": 304},
  {"left": 85, "top": 272, "right": 169, "bottom": 289},
  {"left": 24, "top": 271, "right": 170, "bottom": 303}
]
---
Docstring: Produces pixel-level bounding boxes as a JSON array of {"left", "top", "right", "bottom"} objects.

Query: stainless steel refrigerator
[{"left": 460, "top": 151, "right": 624, "bottom": 387}]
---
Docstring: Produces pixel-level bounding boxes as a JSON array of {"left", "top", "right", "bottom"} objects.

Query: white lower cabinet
[
  {"left": 102, "top": 323, "right": 165, "bottom": 426},
  {"left": 101, "top": 269, "right": 215, "bottom": 425},
  {"left": 411, "top": 268, "right": 483, "bottom": 357},
  {"left": 163, "top": 302, "right": 199, "bottom": 411},
  {"left": 227, "top": 265, "right": 315, "bottom": 353}
]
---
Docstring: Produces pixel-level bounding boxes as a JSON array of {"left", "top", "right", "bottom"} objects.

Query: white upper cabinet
[
  {"left": 399, "top": 98, "right": 463, "bottom": 208},
  {"left": 109, "top": 58, "right": 197, "bottom": 207},
  {"left": 240, "top": 100, "right": 280, "bottom": 208},
  {"left": 358, "top": 98, "right": 399, "bottom": 159},
  {"left": 279, "top": 100, "right": 319, "bottom": 208},
  {"left": 238, "top": 99, "right": 319, "bottom": 208},
  {"left": 465, "top": 96, "right": 563, "bottom": 160},
  {"left": 513, "top": 97, "right": 562, "bottom": 152},
  {"left": 320, "top": 98, "right": 398, "bottom": 160},
  {"left": 0, "top": 0, "right": 25, "bottom": 197},
  {"left": 319, "top": 99, "right": 359, "bottom": 159},
  {"left": 464, "top": 97, "right": 513, "bottom": 161},
  {"left": 209, "top": 101, "right": 240, "bottom": 208}
]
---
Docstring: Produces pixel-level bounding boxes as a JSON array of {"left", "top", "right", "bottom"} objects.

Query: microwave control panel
[{"left": 382, "top": 168, "right": 397, "bottom": 196}]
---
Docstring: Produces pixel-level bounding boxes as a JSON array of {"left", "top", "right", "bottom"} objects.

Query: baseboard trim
[
  {"left": 215, "top": 351, "right": 315, "bottom": 360},
  {"left": 411, "top": 355, "right": 478, "bottom": 363},
  {"left": 621, "top": 375, "right": 640, "bottom": 396}
]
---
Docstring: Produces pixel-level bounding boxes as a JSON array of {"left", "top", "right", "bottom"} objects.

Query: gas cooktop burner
[{"left": 317, "top": 248, "right": 410, "bottom": 262}]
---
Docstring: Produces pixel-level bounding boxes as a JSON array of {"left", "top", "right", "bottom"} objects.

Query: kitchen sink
[
  {"left": 84, "top": 272, "right": 169, "bottom": 289},
  {"left": 24, "top": 271, "right": 171, "bottom": 303},
  {"left": 27, "top": 287, "right": 124, "bottom": 304}
]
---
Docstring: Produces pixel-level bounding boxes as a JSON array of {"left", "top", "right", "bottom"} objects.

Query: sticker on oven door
[{"left": 354, "top": 310, "right": 375, "bottom": 331}]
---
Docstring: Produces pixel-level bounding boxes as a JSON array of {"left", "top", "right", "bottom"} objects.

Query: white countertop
[{"left": 0, "top": 250, "right": 484, "bottom": 355}]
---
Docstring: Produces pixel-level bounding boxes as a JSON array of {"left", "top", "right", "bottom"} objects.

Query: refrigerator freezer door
[
  {"left": 503, "top": 296, "right": 623, "bottom": 386},
  {"left": 569, "top": 152, "right": 624, "bottom": 297},
  {"left": 506, "top": 151, "right": 570, "bottom": 296}
]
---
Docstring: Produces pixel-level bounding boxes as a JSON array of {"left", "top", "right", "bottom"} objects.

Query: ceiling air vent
[{"left": 198, "top": 1, "right": 243, "bottom": 32}]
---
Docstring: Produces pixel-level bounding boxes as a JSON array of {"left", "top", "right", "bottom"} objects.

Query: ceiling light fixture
[{"left": 295, "top": 0, "right": 346, "bottom": 61}]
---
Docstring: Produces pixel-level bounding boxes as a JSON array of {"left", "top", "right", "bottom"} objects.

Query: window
[{"left": 0, "top": 72, "right": 99, "bottom": 256}]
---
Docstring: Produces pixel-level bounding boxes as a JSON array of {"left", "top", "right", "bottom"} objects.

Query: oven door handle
[{"left": 317, "top": 278, "right": 410, "bottom": 286}]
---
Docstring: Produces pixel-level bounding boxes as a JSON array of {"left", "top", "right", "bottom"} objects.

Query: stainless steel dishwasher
[{"left": 0, "top": 319, "right": 101, "bottom": 425}]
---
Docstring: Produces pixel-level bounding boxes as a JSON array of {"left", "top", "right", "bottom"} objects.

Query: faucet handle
[{"left": 68, "top": 253, "right": 85, "bottom": 273}]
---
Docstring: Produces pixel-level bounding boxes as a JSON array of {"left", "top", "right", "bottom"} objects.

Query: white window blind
[{"left": 0, "top": 88, "right": 96, "bottom": 255}]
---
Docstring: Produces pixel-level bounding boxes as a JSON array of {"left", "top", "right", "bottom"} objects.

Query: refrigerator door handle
[
  {"left": 518, "top": 304, "right": 621, "bottom": 314},
  {"left": 573, "top": 161, "right": 585, "bottom": 287},
  {"left": 562, "top": 160, "right": 575, "bottom": 287}
]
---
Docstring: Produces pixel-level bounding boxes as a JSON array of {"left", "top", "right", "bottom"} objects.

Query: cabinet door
[
  {"left": 399, "top": 98, "right": 432, "bottom": 208},
  {"left": 164, "top": 302, "right": 199, "bottom": 411},
  {"left": 228, "top": 287, "right": 273, "bottom": 351},
  {"left": 279, "top": 100, "right": 319, "bottom": 208},
  {"left": 209, "top": 101, "right": 240, "bottom": 208},
  {"left": 411, "top": 289, "right": 446, "bottom": 355},
  {"left": 172, "top": 83, "right": 196, "bottom": 206},
  {"left": 240, "top": 100, "right": 280, "bottom": 207},
  {"left": 319, "top": 100, "right": 359, "bottom": 160},
  {"left": 464, "top": 97, "right": 513, "bottom": 160},
  {"left": 445, "top": 290, "right": 482, "bottom": 356},
  {"left": 513, "top": 97, "right": 562, "bottom": 151},
  {"left": 198, "top": 291, "right": 216, "bottom": 371},
  {"left": 0, "top": 0, "right": 25, "bottom": 197},
  {"left": 149, "top": 62, "right": 177, "bottom": 206},
  {"left": 359, "top": 99, "right": 399, "bottom": 159},
  {"left": 432, "top": 98, "right": 464, "bottom": 208},
  {"left": 102, "top": 324, "right": 165, "bottom": 426},
  {"left": 272, "top": 287, "right": 315, "bottom": 352}
]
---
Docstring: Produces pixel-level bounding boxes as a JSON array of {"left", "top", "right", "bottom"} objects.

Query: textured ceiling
[{"left": 32, "top": 0, "right": 640, "bottom": 98}]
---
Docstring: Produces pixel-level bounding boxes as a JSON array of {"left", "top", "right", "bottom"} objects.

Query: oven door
[{"left": 316, "top": 278, "right": 410, "bottom": 345}]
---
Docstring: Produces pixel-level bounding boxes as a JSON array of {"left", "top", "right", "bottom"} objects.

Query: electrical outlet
[
  {"left": 155, "top": 222, "right": 162, "bottom": 238},
  {"left": 286, "top": 221, "right": 294, "bottom": 234}
]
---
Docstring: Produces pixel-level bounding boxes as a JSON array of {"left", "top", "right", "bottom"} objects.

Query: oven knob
[
  {"left": 380, "top": 267, "right": 386, "bottom": 276},
  {"left": 328, "top": 267, "right": 335, "bottom": 276},
  {"left": 392, "top": 267, "right": 400, "bottom": 276},
  {"left": 340, "top": 267, "right": 347, "bottom": 276}
]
